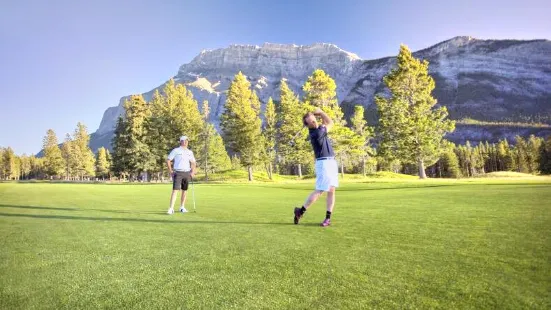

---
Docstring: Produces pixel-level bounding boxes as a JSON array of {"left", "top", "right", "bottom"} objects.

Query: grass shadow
[
  {"left": 262, "top": 184, "right": 457, "bottom": 191},
  {"left": 0, "top": 211, "right": 296, "bottom": 226},
  {"left": 0, "top": 204, "right": 160, "bottom": 215}
]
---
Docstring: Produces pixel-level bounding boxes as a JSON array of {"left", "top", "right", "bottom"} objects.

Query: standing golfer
[
  {"left": 294, "top": 108, "right": 338, "bottom": 226},
  {"left": 167, "top": 135, "right": 196, "bottom": 214}
]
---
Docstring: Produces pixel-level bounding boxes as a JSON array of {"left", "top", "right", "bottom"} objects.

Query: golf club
[
  {"left": 191, "top": 176, "right": 196, "bottom": 213},
  {"left": 289, "top": 125, "right": 306, "bottom": 147}
]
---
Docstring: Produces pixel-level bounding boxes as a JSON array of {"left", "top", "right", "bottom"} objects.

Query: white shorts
[{"left": 315, "top": 158, "right": 339, "bottom": 192}]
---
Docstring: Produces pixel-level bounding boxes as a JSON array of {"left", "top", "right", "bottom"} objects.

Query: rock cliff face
[{"left": 93, "top": 37, "right": 551, "bottom": 150}]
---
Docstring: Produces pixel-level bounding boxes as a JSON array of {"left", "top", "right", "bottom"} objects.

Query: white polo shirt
[{"left": 168, "top": 147, "right": 196, "bottom": 172}]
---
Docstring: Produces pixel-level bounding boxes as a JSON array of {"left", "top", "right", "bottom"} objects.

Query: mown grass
[{"left": 0, "top": 179, "right": 550, "bottom": 309}]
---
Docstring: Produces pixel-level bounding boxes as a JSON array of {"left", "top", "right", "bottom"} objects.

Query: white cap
[{"left": 179, "top": 136, "right": 188, "bottom": 142}]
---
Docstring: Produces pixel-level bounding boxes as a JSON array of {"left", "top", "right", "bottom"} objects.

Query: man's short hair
[{"left": 303, "top": 112, "right": 314, "bottom": 125}]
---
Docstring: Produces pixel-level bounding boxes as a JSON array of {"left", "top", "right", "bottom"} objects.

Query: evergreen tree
[
  {"left": 474, "top": 142, "right": 486, "bottom": 174},
  {"left": 331, "top": 125, "right": 365, "bottom": 177},
  {"left": 220, "top": 72, "right": 264, "bottom": 181},
  {"left": 513, "top": 136, "right": 529, "bottom": 173},
  {"left": 539, "top": 135, "right": 551, "bottom": 174},
  {"left": 197, "top": 100, "right": 211, "bottom": 180},
  {"left": 147, "top": 81, "right": 204, "bottom": 176},
  {"left": 263, "top": 97, "right": 277, "bottom": 179},
  {"left": 105, "top": 149, "right": 113, "bottom": 179},
  {"left": 375, "top": 45, "right": 455, "bottom": 178},
  {"left": 1, "top": 147, "right": 18, "bottom": 180},
  {"left": 72, "top": 122, "right": 96, "bottom": 179},
  {"left": 277, "top": 79, "right": 311, "bottom": 177},
  {"left": 0, "top": 148, "right": 4, "bottom": 180},
  {"left": 303, "top": 69, "right": 343, "bottom": 124},
  {"left": 195, "top": 101, "right": 231, "bottom": 178},
  {"left": 204, "top": 126, "right": 231, "bottom": 175},
  {"left": 42, "top": 129, "right": 64, "bottom": 177},
  {"left": 440, "top": 148, "right": 461, "bottom": 178},
  {"left": 95, "top": 147, "right": 110, "bottom": 179},
  {"left": 123, "top": 95, "right": 156, "bottom": 180},
  {"left": 231, "top": 154, "right": 242, "bottom": 170},
  {"left": 111, "top": 116, "right": 131, "bottom": 179},
  {"left": 497, "top": 139, "right": 513, "bottom": 171},
  {"left": 61, "top": 133, "right": 75, "bottom": 180},
  {"left": 29, "top": 155, "right": 43, "bottom": 179},
  {"left": 19, "top": 154, "right": 32, "bottom": 180},
  {"left": 350, "top": 105, "right": 374, "bottom": 176},
  {"left": 526, "top": 135, "right": 543, "bottom": 174},
  {"left": 465, "top": 141, "right": 477, "bottom": 177}
]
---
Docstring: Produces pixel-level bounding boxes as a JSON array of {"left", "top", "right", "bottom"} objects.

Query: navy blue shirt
[{"left": 308, "top": 125, "right": 335, "bottom": 159}]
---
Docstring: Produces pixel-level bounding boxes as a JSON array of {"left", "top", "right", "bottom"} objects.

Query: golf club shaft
[
  {"left": 191, "top": 176, "right": 196, "bottom": 212},
  {"left": 290, "top": 125, "right": 306, "bottom": 145}
]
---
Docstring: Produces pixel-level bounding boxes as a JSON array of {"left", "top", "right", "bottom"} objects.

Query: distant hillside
[{"left": 88, "top": 37, "right": 551, "bottom": 152}]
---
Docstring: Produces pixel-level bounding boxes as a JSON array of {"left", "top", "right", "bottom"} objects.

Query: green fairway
[{"left": 0, "top": 180, "right": 550, "bottom": 309}]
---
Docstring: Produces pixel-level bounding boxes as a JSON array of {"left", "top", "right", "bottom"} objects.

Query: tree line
[{"left": 2, "top": 45, "right": 551, "bottom": 180}]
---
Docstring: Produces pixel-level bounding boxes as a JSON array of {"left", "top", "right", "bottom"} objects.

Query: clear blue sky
[{"left": 1, "top": 0, "right": 550, "bottom": 154}]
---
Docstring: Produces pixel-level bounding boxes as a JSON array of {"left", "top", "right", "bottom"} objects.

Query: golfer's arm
[
  {"left": 166, "top": 160, "right": 173, "bottom": 174},
  {"left": 319, "top": 111, "right": 333, "bottom": 131}
]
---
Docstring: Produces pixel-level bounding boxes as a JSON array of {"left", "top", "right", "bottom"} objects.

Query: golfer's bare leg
[
  {"left": 304, "top": 190, "right": 323, "bottom": 209},
  {"left": 169, "top": 190, "right": 179, "bottom": 210},
  {"left": 326, "top": 186, "right": 336, "bottom": 212},
  {"left": 180, "top": 190, "right": 187, "bottom": 207}
]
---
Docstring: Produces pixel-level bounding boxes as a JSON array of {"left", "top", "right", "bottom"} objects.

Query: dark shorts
[{"left": 173, "top": 171, "right": 191, "bottom": 191}]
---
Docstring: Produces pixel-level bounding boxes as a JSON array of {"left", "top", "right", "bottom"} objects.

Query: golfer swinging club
[
  {"left": 167, "top": 135, "right": 196, "bottom": 214},
  {"left": 294, "top": 107, "right": 338, "bottom": 227}
]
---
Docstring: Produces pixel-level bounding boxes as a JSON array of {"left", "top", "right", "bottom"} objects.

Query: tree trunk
[
  {"left": 362, "top": 157, "right": 366, "bottom": 177},
  {"left": 418, "top": 159, "right": 427, "bottom": 179},
  {"left": 341, "top": 161, "right": 345, "bottom": 178},
  {"left": 247, "top": 166, "right": 253, "bottom": 181},
  {"left": 205, "top": 156, "right": 209, "bottom": 182},
  {"left": 297, "top": 164, "right": 302, "bottom": 178},
  {"left": 266, "top": 163, "right": 273, "bottom": 180}
]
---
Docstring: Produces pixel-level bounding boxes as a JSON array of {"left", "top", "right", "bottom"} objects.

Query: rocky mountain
[{"left": 92, "top": 36, "right": 551, "bottom": 151}]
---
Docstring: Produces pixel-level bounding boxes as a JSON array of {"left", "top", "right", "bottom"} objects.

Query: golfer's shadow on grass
[
  {"left": 0, "top": 204, "right": 162, "bottom": 215},
  {"left": 0, "top": 205, "right": 298, "bottom": 226}
]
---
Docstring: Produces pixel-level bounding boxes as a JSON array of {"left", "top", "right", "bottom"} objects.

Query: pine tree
[
  {"left": 147, "top": 81, "right": 204, "bottom": 176},
  {"left": 61, "top": 133, "right": 75, "bottom": 180},
  {"left": 513, "top": 136, "right": 529, "bottom": 173},
  {"left": 42, "top": 129, "right": 64, "bottom": 178},
  {"left": 526, "top": 135, "right": 543, "bottom": 174},
  {"left": 497, "top": 139, "right": 513, "bottom": 171},
  {"left": 1, "top": 147, "right": 18, "bottom": 180},
  {"left": 105, "top": 149, "right": 113, "bottom": 179},
  {"left": 197, "top": 100, "right": 211, "bottom": 180},
  {"left": 123, "top": 95, "right": 156, "bottom": 180},
  {"left": 29, "top": 155, "right": 43, "bottom": 179},
  {"left": 465, "top": 141, "right": 476, "bottom": 177},
  {"left": 263, "top": 97, "right": 277, "bottom": 179},
  {"left": 350, "top": 105, "right": 374, "bottom": 176},
  {"left": 439, "top": 147, "right": 461, "bottom": 178},
  {"left": 221, "top": 72, "right": 264, "bottom": 181},
  {"left": 204, "top": 126, "right": 231, "bottom": 175},
  {"left": 303, "top": 69, "right": 343, "bottom": 124},
  {"left": 331, "top": 125, "right": 366, "bottom": 177},
  {"left": 95, "top": 147, "right": 110, "bottom": 179},
  {"left": 72, "top": 122, "right": 96, "bottom": 179},
  {"left": 195, "top": 100, "right": 231, "bottom": 178},
  {"left": 276, "top": 79, "right": 311, "bottom": 176},
  {"left": 539, "top": 135, "right": 551, "bottom": 174},
  {"left": 0, "top": 148, "right": 5, "bottom": 180},
  {"left": 375, "top": 45, "right": 455, "bottom": 179},
  {"left": 111, "top": 116, "right": 131, "bottom": 179},
  {"left": 19, "top": 154, "right": 32, "bottom": 180}
]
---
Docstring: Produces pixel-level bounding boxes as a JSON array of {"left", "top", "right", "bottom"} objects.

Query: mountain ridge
[{"left": 91, "top": 36, "right": 551, "bottom": 152}]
